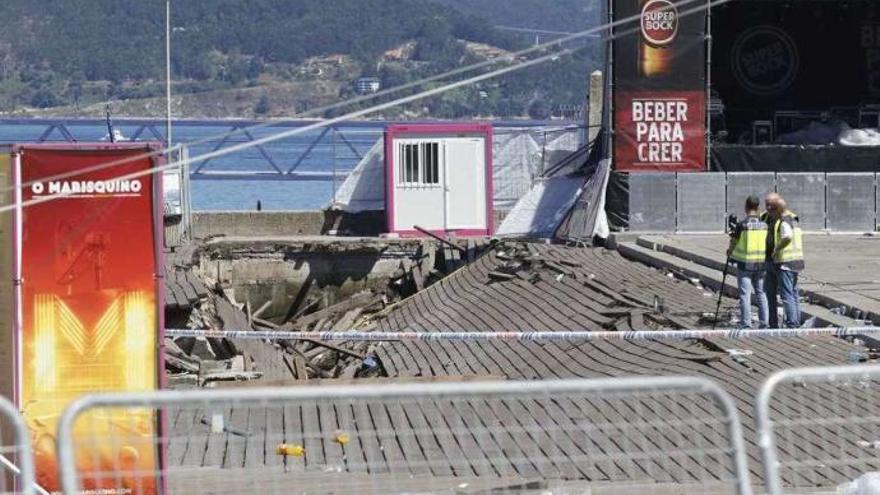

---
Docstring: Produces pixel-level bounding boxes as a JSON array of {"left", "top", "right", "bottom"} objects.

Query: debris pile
[
  {"left": 164, "top": 237, "right": 494, "bottom": 386},
  {"left": 484, "top": 241, "right": 723, "bottom": 332},
  {"left": 488, "top": 241, "right": 580, "bottom": 283}
]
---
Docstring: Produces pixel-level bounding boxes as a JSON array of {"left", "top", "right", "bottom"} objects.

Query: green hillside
[
  {"left": 0, "top": 0, "right": 600, "bottom": 119},
  {"left": 433, "top": 0, "right": 602, "bottom": 32}
]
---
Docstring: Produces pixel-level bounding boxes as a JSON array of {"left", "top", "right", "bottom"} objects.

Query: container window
[
  {"left": 398, "top": 141, "right": 440, "bottom": 187},
  {"left": 423, "top": 142, "right": 439, "bottom": 185},
  {"left": 399, "top": 143, "right": 419, "bottom": 184}
]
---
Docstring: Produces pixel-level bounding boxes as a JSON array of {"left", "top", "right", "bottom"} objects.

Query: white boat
[{"left": 101, "top": 129, "right": 128, "bottom": 142}]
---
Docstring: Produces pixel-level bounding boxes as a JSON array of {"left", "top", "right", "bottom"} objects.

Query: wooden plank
[
  {"left": 502, "top": 397, "right": 588, "bottom": 480},
  {"left": 184, "top": 271, "right": 209, "bottom": 297},
  {"left": 244, "top": 406, "right": 268, "bottom": 468},
  {"left": 300, "top": 401, "right": 325, "bottom": 468},
  {"left": 202, "top": 407, "right": 231, "bottom": 468},
  {"left": 164, "top": 290, "right": 181, "bottom": 310},
  {"left": 223, "top": 405, "right": 248, "bottom": 469},
  {"left": 480, "top": 398, "right": 545, "bottom": 479},
  {"left": 264, "top": 405, "right": 286, "bottom": 467},
  {"left": 172, "top": 283, "right": 190, "bottom": 308},
  {"left": 167, "top": 407, "right": 194, "bottom": 466},
  {"left": 552, "top": 396, "right": 638, "bottom": 482},
  {"left": 412, "top": 261, "right": 426, "bottom": 292},
  {"left": 293, "top": 356, "right": 309, "bottom": 381},
  {"left": 399, "top": 401, "right": 453, "bottom": 477},
  {"left": 178, "top": 273, "right": 199, "bottom": 302},
  {"left": 181, "top": 407, "right": 208, "bottom": 467},
  {"left": 448, "top": 399, "right": 514, "bottom": 477},
  {"left": 252, "top": 300, "right": 273, "bottom": 319},
  {"left": 282, "top": 404, "right": 306, "bottom": 473},
  {"left": 486, "top": 341, "right": 625, "bottom": 482},
  {"left": 366, "top": 403, "right": 407, "bottom": 474},
  {"left": 351, "top": 402, "right": 388, "bottom": 474},
  {"left": 416, "top": 398, "right": 479, "bottom": 476},
  {"left": 317, "top": 401, "right": 346, "bottom": 470},
  {"left": 384, "top": 402, "right": 430, "bottom": 475},
  {"left": 334, "top": 403, "right": 367, "bottom": 473},
  {"left": 289, "top": 292, "right": 377, "bottom": 329}
]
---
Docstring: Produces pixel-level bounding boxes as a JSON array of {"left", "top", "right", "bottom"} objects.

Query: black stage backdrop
[
  {"left": 713, "top": 0, "right": 880, "bottom": 139},
  {"left": 711, "top": 145, "right": 880, "bottom": 172}
]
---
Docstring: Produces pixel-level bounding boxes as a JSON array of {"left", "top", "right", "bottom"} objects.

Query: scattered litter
[
  {"left": 849, "top": 350, "right": 869, "bottom": 363},
  {"left": 486, "top": 241, "right": 579, "bottom": 285},
  {"left": 333, "top": 431, "right": 350, "bottom": 445},
  {"left": 199, "top": 416, "right": 249, "bottom": 437},
  {"left": 726, "top": 349, "right": 754, "bottom": 365},
  {"left": 276, "top": 444, "right": 305, "bottom": 457},
  {"left": 726, "top": 349, "right": 754, "bottom": 357},
  {"left": 210, "top": 413, "right": 224, "bottom": 434}
]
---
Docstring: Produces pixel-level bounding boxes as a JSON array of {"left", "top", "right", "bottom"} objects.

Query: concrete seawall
[
  {"left": 191, "top": 210, "right": 508, "bottom": 238},
  {"left": 192, "top": 211, "right": 326, "bottom": 238}
]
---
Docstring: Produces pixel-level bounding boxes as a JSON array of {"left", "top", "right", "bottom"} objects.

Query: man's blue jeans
[
  {"left": 766, "top": 263, "right": 801, "bottom": 328},
  {"left": 737, "top": 269, "right": 768, "bottom": 329}
]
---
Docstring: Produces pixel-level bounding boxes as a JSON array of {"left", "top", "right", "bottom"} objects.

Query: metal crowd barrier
[
  {"left": 57, "top": 377, "right": 753, "bottom": 495},
  {"left": 0, "top": 396, "right": 37, "bottom": 495},
  {"left": 756, "top": 365, "right": 880, "bottom": 494},
  {"left": 628, "top": 172, "right": 879, "bottom": 233}
]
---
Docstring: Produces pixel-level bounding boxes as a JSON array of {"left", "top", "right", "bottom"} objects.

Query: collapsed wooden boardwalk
[{"left": 158, "top": 244, "right": 876, "bottom": 492}]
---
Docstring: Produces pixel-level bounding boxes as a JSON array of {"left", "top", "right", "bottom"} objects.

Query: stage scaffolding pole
[
  {"left": 604, "top": 0, "right": 614, "bottom": 162},
  {"left": 705, "top": 0, "right": 713, "bottom": 171}
]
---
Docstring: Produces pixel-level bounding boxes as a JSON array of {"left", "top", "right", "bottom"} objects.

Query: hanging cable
[{"left": 2, "top": 0, "right": 729, "bottom": 214}]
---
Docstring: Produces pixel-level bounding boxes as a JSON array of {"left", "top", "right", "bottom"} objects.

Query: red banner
[
  {"left": 18, "top": 146, "right": 161, "bottom": 494},
  {"left": 614, "top": 91, "right": 706, "bottom": 171},
  {"left": 613, "top": 0, "right": 708, "bottom": 172}
]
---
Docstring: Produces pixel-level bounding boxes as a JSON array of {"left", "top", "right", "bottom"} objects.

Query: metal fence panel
[
  {"left": 0, "top": 396, "right": 37, "bottom": 495},
  {"left": 726, "top": 173, "right": 776, "bottom": 219},
  {"left": 826, "top": 173, "right": 876, "bottom": 232},
  {"left": 776, "top": 173, "right": 826, "bottom": 231},
  {"left": 629, "top": 173, "right": 676, "bottom": 232},
  {"left": 677, "top": 173, "right": 726, "bottom": 232},
  {"left": 756, "top": 365, "right": 880, "bottom": 495},
  {"left": 58, "top": 377, "right": 753, "bottom": 495}
]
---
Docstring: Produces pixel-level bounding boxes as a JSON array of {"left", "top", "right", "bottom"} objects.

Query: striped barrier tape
[{"left": 164, "top": 327, "right": 880, "bottom": 342}]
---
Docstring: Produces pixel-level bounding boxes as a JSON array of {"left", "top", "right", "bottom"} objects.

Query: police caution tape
[{"left": 165, "top": 327, "right": 880, "bottom": 342}]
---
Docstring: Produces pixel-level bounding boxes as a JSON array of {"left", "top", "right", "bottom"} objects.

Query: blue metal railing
[{"left": 0, "top": 118, "right": 582, "bottom": 183}]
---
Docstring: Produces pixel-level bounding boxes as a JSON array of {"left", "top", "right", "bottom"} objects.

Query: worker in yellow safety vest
[
  {"left": 764, "top": 196, "right": 805, "bottom": 328},
  {"left": 727, "top": 195, "right": 769, "bottom": 329}
]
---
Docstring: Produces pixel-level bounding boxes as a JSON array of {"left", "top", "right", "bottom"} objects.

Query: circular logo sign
[
  {"left": 732, "top": 26, "right": 799, "bottom": 95},
  {"left": 641, "top": 0, "right": 679, "bottom": 47}
]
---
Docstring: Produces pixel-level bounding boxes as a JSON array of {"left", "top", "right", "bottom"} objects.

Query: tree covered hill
[
  {"left": 434, "top": 0, "right": 602, "bottom": 32},
  {"left": 0, "top": 0, "right": 600, "bottom": 119}
]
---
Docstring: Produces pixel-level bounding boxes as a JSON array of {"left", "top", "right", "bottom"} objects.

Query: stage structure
[{"left": 606, "top": 0, "right": 880, "bottom": 232}]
